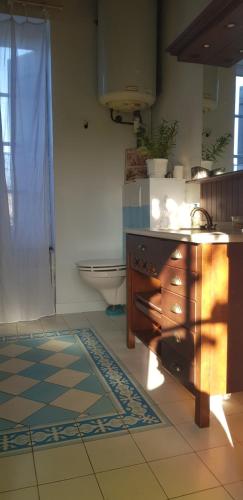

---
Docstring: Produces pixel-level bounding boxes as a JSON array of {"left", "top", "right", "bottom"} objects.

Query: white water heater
[{"left": 97, "top": 0, "right": 157, "bottom": 112}]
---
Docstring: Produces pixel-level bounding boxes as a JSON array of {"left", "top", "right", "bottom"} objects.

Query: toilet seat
[{"left": 76, "top": 259, "right": 126, "bottom": 272}]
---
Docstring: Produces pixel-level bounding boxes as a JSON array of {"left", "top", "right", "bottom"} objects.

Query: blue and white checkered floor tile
[
  {"left": 0, "top": 333, "right": 117, "bottom": 430},
  {"left": 0, "top": 328, "right": 170, "bottom": 453}
]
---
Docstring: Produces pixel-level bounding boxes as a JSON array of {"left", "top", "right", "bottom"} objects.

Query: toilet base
[{"left": 105, "top": 305, "right": 125, "bottom": 316}]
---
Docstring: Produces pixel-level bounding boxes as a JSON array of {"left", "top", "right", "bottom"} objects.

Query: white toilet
[{"left": 76, "top": 259, "right": 126, "bottom": 314}]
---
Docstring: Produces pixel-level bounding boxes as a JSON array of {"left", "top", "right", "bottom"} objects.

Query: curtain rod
[{"left": 7, "top": 0, "right": 63, "bottom": 11}]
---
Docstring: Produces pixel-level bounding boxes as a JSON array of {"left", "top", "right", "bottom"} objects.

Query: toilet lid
[{"left": 76, "top": 258, "right": 126, "bottom": 271}]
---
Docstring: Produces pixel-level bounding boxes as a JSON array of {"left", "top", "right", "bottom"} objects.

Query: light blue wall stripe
[
  {"left": 123, "top": 206, "right": 150, "bottom": 229},
  {"left": 123, "top": 205, "right": 150, "bottom": 256}
]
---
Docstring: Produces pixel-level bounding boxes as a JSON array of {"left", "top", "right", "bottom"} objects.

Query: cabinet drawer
[
  {"left": 161, "top": 289, "right": 197, "bottom": 332},
  {"left": 135, "top": 291, "right": 162, "bottom": 313},
  {"left": 160, "top": 314, "right": 195, "bottom": 360},
  {"left": 159, "top": 266, "right": 197, "bottom": 300},
  {"left": 136, "top": 290, "right": 162, "bottom": 313},
  {"left": 159, "top": 339, "right": 195, "bottom": 391},
  {"left": 127, "top": 235, "right": 197, "bottom": 276},
  {"left": 135, "top": 293, "right": 196, "bottom": 358},
  {"left": 156, "top": 240, "right": 197, "bottom": 273},
  {"left": 135, "top": 298, "right": 162, "bottom": 327}
]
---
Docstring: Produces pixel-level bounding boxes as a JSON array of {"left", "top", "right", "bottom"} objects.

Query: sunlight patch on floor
[
  {"left": 210, "top": 394, "right": 234, "bottom": 447},
  {"left": 146, "top": 349, "right": 165, "bottom": 391}
]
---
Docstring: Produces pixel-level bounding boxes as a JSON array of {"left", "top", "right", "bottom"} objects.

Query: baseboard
[{"left": 56, "top": 300, "right": 106, "bottom": 314}]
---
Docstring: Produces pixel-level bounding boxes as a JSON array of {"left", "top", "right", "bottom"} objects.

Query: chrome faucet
[{"left": 190, "top": 207, "right": 216, "bottom": 231}]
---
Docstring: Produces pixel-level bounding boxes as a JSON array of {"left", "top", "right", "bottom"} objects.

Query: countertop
[{"left": 126, "top": 227, "right": 243, "bottom": 244}]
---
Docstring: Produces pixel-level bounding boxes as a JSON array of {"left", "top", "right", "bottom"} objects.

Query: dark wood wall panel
[
  {"left": 238, "top": 177, "right": 243, "bottom": 215},
  {"left": 200, "top": 172, "right": 243, "bottom": 222}
]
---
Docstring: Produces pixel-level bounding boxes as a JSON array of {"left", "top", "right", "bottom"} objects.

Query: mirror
[{"left": 202, "top": 62, "right": 243, "bottom": 172}]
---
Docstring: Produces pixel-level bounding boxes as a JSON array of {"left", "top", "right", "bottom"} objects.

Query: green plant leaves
[
  {"left": 137, "top": 119, "right": 179, "bottom": 159},
  {"left": 202, "top": 130, "right": 232, "bottom": 162}
]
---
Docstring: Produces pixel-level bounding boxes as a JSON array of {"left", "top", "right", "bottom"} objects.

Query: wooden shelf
[
  {"left": 167, "top": 0, "right": 243, "bottom": 68},
  {"left": 187, "top": 170, "right": 243, "bottom": 184}
]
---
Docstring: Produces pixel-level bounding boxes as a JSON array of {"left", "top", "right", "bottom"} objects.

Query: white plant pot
[
  {"left": 201, "top": 160, "right": 213, "bottom": 171},
  {"left": 146, "top": 158, "right": 168, "bottom": 178}
]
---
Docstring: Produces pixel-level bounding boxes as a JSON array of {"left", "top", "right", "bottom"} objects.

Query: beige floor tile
[
  {"left": 148, "top": 380, "right": 193, "bottom": 404},
  {"left": 231, "top": 392, "right": 243, "bottom": 404},
  {"left": 161, "top": 399, "right": 196, "bottom": 424},
  {"left": 34, "top": 443, "right": 92, "bottom": 484},
  {"left": 0, "top": 487, "right": 39, "bottom": 500},
  {"left": 38, "top": 339, "right": 73, "bottom": 352},
  {"left": 126, "top": 369, "right": 150, "bottom": 389},
  {"left": 121, "top": 368, "right": 149, "bottom": 390},
  {"left": 97, "top": 463, "right": 167, "bottom": 500},
  {"left": 224, "top": 481, "right": 243, "bottom": 499},
  {"left": 17, "top": 320, "right": 43, "bottom": 335},
  {"left": 150, "top": 452, "right": 219, "bottom": 498},
  {"left": 52, "top": 388, "right": 101, "bottom": 413},
  {"left": 46, "top": 368, "right": 88, "bottom": 388},
  {"left": 121, "top": 355, "right": 157, "bottom": 388},
  {"left": 0, "top": 359, "right": 33, "bottom": 374},
  {"left": 0, "top": 396, "right": 44, "bottom": 423},
  {"left": 118, "top": 352, "right": 149, "bottom": 374},
  {"left": 175, "top": 420, "right": 230, "bottom": 451},
  {"left": 0, "top": 375, "right": 38, "bottom": 396},
  {"left": 227, "top": 414, "right": 243, "bottom": 442},
  {"left": 85, "top": 311, "right": 119, "bottom": 334},
  {"left": 110, "top": 314, "right": 126, "bottom": 330},
  {"left": 85, "top": 434, "right": 145, "bottom": 472},
  {"left": 0, "top": 324, "right": 17, "bottom": 337},
  {"left": 116, "top": 343, "right": 146, "bottom": 362},
  {"left": 131, "top": 426, "right": 192, "bottom": 461},
  {"left": 64, "top": 313, "right": 91, "bottom": 329},
  {"left": 0, "top": 344, "right": 31, "bottom": 357},
  {"left": 42, "top": 352, "right": 80, "bottom": 368},
  {"left": 221, "top": 395, "right": 243, "bottom": 416},
  {"left": 198, "top": 444, "right": 243, "bottom": 484},
  {"left": 39, "top": 475, "right": 103, "bottom": 500},
  {"left": 172, "top": 486, "right": 233, "bottom": 500},
  {"left": 98, "top": 330, "right": 126, "bottom": 350},
  {"left": 0, "top": 453, "right": 36, "bottom": 492},
  {"left": 40, "top": 315, "right": 68, "bottom": 332}
]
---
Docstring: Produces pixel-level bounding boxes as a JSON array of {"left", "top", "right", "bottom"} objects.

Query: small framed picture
[{"left": 125, "top": 148, "right": 147, "bottom": 182}]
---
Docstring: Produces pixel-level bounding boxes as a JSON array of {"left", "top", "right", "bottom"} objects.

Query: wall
[
  {"left": 203, "top": 66, "right": 235, "bottom": 172},
  {"left": 153, "top": 0, "right": 210, "bottom": 181},
  {"left": 51, "top": 0, "right": 135, "bottom": 313},
  {"left": 51, "top": 0, "right": 212, "bottom": 313}
]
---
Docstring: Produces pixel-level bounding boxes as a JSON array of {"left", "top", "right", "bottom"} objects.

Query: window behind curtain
[
  {"left": 0, "top": 14, "right": 54, "bottom": 240},
  {"left": 0, "top": 44, "right": 12, "bottom": 220}
]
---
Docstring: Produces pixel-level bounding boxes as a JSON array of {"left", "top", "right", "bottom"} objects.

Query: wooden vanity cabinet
[{"left": 126, "top": 233, "right": 243, "bottom": 427}]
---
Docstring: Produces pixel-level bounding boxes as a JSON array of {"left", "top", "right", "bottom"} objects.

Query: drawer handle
[
  {"left": 171, "top": 304, "right": 182, "bottom": 314},
  {"left": 138, "top": 244, "right": 146, "bottom": 252},
  {"left": 175, "top": 366, "right": 181, "bottom": 373},
  {"left": 170, "top": 276, "right": 182, "bottom": 286},
  {"left": 173, "top": 332, "right": 181, "bottom": 343},
  {"left": 171, "top": 250, "right": 183, "bottom": 260}
]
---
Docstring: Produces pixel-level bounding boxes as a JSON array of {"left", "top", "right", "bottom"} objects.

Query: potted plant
[
  {"left": 137, "top": 119, "right": 179, "bottom": 178},
  {"left": 202, "top": 129, "right": 232, "bottom": 171}
]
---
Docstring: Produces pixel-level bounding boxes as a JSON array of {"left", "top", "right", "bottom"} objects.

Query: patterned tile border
[
  {"left": 0, "top": 328, "right": 170, "bottom": 454},
  {"left": 30, "top": 420, "right": 81, "bottom": 448},
  {"left": 0, "top": 427, "right": 32, "bottom": 454}
]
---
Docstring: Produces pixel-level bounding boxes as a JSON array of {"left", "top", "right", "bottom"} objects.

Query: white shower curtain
[{"left": 0, "top": 16, "right": 54, "bottom": 323}]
